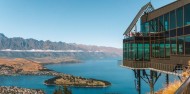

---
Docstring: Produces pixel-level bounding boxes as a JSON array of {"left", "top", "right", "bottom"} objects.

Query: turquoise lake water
[{"left": 0, "top": 59, "right": 179, "bottom": 94}]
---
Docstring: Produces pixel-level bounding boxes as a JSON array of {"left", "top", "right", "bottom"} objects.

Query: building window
[
  {"left": 177, "top": 37, "right": 184, "bottom": 55},
  {"left": 170, "top": 10, "right": 176, "bottom": 30},
  {"left": 184, "top": 4, "right": 190, "bottom": 25},
  {"left": 184, "top": 23, "right": 190, "bottom": 35},
  {"left": 137, "top": 43, "right": 143, "bottom": 61},
  {"left": 151, "top": 41, "right": 155, "bottom": 58},
  {"left": 123, "top": 42, "right": 128, "bottom": 60},
  {"left": 128, "top": 42, "right": 132, "bottom": 60},
  {"left": 160, "top": 39, "right": 165, "bottom": 58},
  {"left": 185, "top": 36, "right": 190, "bottom": 55},
  {"left": 177, "top": 27, "right": 183, "bottom": 36},
  {"left": 144, "top": 42, "right": 150, "bottom": 61},
  {"left": 166, "top": 38, "right": 170, "bottom": 58},
  {"left": 145, "top": 22, "right": 149, "bottom": 32},
  {"left": 171, "top": 37, "right": 177, "bottom": 54},
  {"left": 141, "top": 23, "right": 145, "bottom": 32},
  {"left": 177, "top": 7, "right": 183, "bottom": 28},
  {"left": 149, "top": 20, "right": 153, "bottom": 32},
  {"left": 155, "top": 40, "right": 160, "bottom": 58},
  {"left": 164, "top": 13, "right": 169, "bottom": 31},
  {"left": 128, "top": 42, "right": 137, "bottom": 60},
  {"left": 159, "top": 16, "right": 164, "bottom": 32},
  {"left": 149, "top": 19, "right": 158, "bottom": 32},
  {"left": 152, "top": 40, "right": 160, "bottom": 58},
  {"left": 141, "top": 22, "right": 150, "bottom": 32},
  {"left": 153, "top": 19, "right": 158, "bottom": 32}
]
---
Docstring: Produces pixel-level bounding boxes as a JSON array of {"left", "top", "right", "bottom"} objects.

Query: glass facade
[
  {"left": 170, "top": 10, "right": 176, "bottom": 30},
  {"left": 164, "top": 13, "right": 169, "bottom": 31},
  {"left": 123, "top": 2, "right": 190, "bottom": 62},
  {"left": 185, "top": 36, "right": 190, "bottom": 55},
  {"left": 177, "top": 7, "right": 183, "bottom": 28},
  {"left": 177, "top": 36, "right": 184, "bottom": 55},
  {"left": 184, "top": 4, "right": 190, "bottom": 25},
  {"left": 160, "top": 39, "right": 165, "bottom": 58},
  {"left": 171, "top": 37, "right": 177, "bottom": 54},
  {"left": 159, "top": 16, "right": 164, "bottom": 32},
  {"left": 123, "top": 39, "right": 150, "bottom": 61},
  {"left": 165, "top": 38, "right": 170, "bottom": 58},
  {"left": 144, "top": 42, "right": 150, "bottom": 60}
]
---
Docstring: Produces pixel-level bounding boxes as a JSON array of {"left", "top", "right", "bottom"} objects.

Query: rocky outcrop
[{"left": 0, "top": 86, "right": 45, "bottom": 94}]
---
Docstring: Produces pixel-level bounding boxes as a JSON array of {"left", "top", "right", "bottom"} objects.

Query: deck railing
[
  {"left": 175, "top": 76, "right": 190, "bottom": 94},
  {"left": 122, "top": 61, "right": 178, "bottom": 72}
]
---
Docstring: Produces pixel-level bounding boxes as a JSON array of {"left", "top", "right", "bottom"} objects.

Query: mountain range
[{"left": 0, "top": 33, "right": 122, "bottom": 60}]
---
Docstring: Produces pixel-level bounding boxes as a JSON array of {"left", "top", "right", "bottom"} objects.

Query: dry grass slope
[
  {"left": 0, "top": 58, "right": 43, "bottom": 72},
  {"left": 156, "top": 68, "right": 190, "bottom": 94}
]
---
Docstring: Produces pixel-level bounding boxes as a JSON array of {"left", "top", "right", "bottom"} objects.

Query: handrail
[{"left": 175, "top": 76, "right": 190, "bottom": 94}]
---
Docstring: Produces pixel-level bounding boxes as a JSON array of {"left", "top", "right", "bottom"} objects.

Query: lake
[{"left": 0, "top": 59, "right": 179, "bottom": 94}]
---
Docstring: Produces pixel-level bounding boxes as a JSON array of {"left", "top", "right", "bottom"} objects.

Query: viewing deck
[{"left": 121, "top": 58, "right": 185, "bottom": 76}]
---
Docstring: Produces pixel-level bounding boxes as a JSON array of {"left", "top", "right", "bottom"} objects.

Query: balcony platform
[{"left": 121, "top": 58, "right": 186, "bottom": 76}]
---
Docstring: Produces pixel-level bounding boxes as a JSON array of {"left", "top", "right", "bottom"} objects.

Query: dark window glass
[
  {"left": 145, "top": 22, "right": 149, "bottom": 32},
  {"left": 141, "top": 22, "right": 149, "bottom": 32},
  {"left": 149, "top": 19, "right": 158, "bottom": 32},
  {"left": 151, "top": 41, "right": 156, "bottom": 58},
  {"left": 164, "top": 13, "right": 169, "bottom": 31},
  {"left": 128, "top": 42, "right": 132, "bottom": 60},
  {"left": 170, "top": 29, "right": 176, "bottom": 37},
  {"left": 132, "top": 42, "right": 137, "bottom": 60},
  {"left": 171, "top": 37, "right": 177, "bottom": 54},
  {"left": 160, "top": 39, "right": 165, "bottom": 58},
  {"left": 159, "top": 16, "right": 164, "bottom": 32},
  {"left": 155, "top": 18, "right": 158, "bottom": 32},
  {"left": 184, "top": 26, "right": 190, "bottom": 35},
  {"left": 165, "top": 31, "right": 169, "bottom": 37},
  {"left": 152, "top": 40, "right": 160, "bottom": 58},
  {"left": 165, "top": 38, "right": 170, "bottom": 58},
  {"left": 141, "top": 23, "right": 145, "bottom": 32},
  {"left": 149, "top": 20, "right": 153, "bottom": 32},
  {"left": 144, "top": 42, "right": 150, "bottom": 61},
  {"left": 185, "top": 36, "right": 190, "bottom": 55},
  {"left": 184, "top": 4, "right": 190, "bottom": 25},
  {"left": 136, "top": 43, "right": 143, "bottom": 61},
  {"left": 155, "top": 40, "right": 160, "bottom": 58},
  {"left": 177, "top": 37, "right": 184, "bottom": 55},
  {"left": 123, "top": 43, "right": 126, "bottom": 59},
  {"left": 177, "top": 7, "right": 183, "bottom": 27},
  {"left": 160, "top": 32, "right": 165, "bottom": 38},
  {"left": 177, "top": 27, "right": 183, "bottom": 36},
  {"left": 170, "top": 10, "right": 176, "bottom": 30},
  {"left": 152, "top": 20, "right": 156, "bottom": 32},
  {"left": 125, "top": 43, "right": 128, "bottom": 60}
]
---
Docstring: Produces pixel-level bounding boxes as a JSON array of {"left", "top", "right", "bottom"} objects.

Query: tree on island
[{"left": 53, "top": 86, "right": 72, "bottom": 94}]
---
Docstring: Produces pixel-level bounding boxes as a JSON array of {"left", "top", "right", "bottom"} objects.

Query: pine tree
[{"left": 53, "top": 86, "right": 72, "bottom": 94}]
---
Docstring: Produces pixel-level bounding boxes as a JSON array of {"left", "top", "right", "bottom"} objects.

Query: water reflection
[{"left": 132, "top": 69, "right": 182, "bottom": 94}]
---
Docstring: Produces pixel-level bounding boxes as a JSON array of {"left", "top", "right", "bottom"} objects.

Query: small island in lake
[{"left": 45, "top": 76, "right": 111, "bottom": 87}]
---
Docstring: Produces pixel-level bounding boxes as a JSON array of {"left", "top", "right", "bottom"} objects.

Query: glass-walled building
[{"left": 123, "top": 0, "right": 190, "bottom": 66}]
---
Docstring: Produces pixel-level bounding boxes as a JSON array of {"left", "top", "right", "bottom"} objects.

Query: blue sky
[{"left": 0, "top": 0, "right": 175, "bottom": 48}]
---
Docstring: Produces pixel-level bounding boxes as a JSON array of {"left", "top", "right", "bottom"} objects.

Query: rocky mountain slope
[{"left": 0, "top": 33, "right": 122, "bottom": 59}]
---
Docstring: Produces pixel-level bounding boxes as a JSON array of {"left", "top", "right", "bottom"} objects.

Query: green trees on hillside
[{"left": 53, "top": 86, "right": 72, "bottom": 94}]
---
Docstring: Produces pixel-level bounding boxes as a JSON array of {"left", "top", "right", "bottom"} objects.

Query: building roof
[
  {"left": 144, "top": 0, "right": 189, "bottom": 21},
  {"left": 123, "top": 2, "right": 154, "bottom": 35}
]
